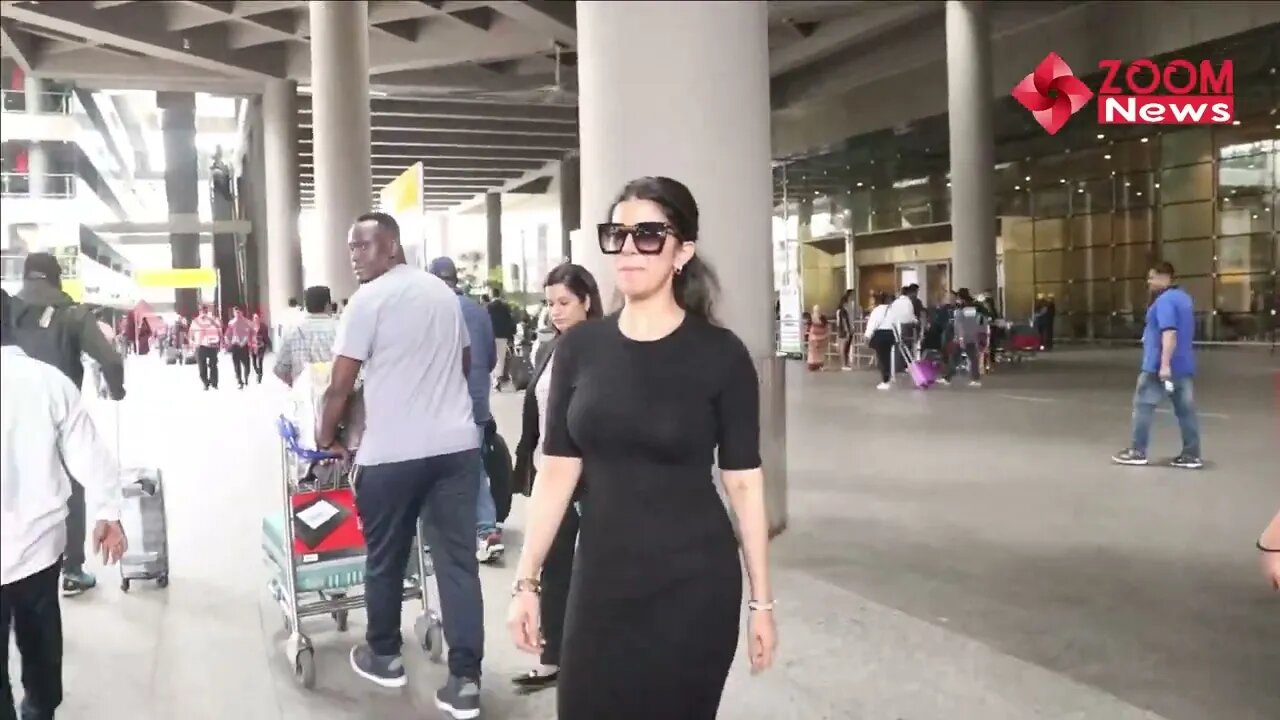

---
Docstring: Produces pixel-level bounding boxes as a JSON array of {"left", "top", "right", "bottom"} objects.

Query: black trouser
[
  {"left": 356, "top": 450, "right": 484, "bottom": 680},
  {"left": 250, "top": 346, "right": 266, "bottom": 382},
  {"left": 196, "top": 346, "right": 219, "bottom": 388},
  {"left": 229, "top": 345, "right": 251, "bottom": 386},
  {"left": 870, "top": 329, "right": 895, "bottom": 382},
  {"left": 945, "top": 342, "right": 981, "bottom": 382},
  {"left": 1, "top": 562, "right": 63, "bottom": 720},
  {"left": 63, "top": 482, "right": 85, "bottom": 575},
  {"left": 540, "top": 503, "right": 580, "bottom": 666}
]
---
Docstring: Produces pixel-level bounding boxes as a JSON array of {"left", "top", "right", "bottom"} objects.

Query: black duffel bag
[{"left": 483, "top": 423, "right": 514, "bottom": 523}]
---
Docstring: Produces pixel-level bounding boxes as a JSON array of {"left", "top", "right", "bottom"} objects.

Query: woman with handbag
[{"left": 510, "top": 262, "right": 601, "bottom": 690}]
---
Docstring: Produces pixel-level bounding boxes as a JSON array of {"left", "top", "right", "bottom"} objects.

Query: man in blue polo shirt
[{"left": 1112, "top": 261, "right": 1203, "bottom": 469}]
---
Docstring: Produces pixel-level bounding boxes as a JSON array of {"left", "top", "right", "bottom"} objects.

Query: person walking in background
[
  {"left": 224, "top": 307, "right": 253, "bottom": 389},
  {"left": 488, "top": 289, "right": 517, "bottom": 391},
  {"left": 863, "top": 292, "right": 896, "bottom": 390},
  {"left": 12, "top": 253, "right": 124, "bottom": 598},
  {"left": 805, "top": 305, "right": 829, "bottom": 371},
  {"left": 1, "top": 290, "right": 128, "bottom": 720},
  {"left": 837, "top": 289, "right": 856, "bottom": 370},
  {"left": 428, "top": 257, "right": 505, "bottom": 565},
  {"left": 272, "top": 286, "right": 336, "bottom": 388},
  {"left": 318, "top": 213, "right": 484, "bottom": 719},
  {"left": 938, "top": 288, "right": 983, "bottom": 388},
  {"left": 510, "top": 262, "right": 601, "bottom": 692},
  {"left": 249, "top": 312, "right": 270, "bottom": 384},
  {"left": 508, "top": 177, "right": 776, "bottom": 719},
  {"left": 887, "top": 285, "right": 920, "bottom": 364},
  {"left": 188, "top": 305, "right": 222, "bottom": 391},
  {"left": 1112, "top": 261, "right": 1203, "bottom": 469}
]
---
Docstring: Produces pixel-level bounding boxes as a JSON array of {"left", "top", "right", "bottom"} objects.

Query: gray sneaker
[
  {"left": 435, "top": 675, "right": 481, "bottom": 719},
  {"left": 349, "top": 644, "right": 407, "bottom": 688}
]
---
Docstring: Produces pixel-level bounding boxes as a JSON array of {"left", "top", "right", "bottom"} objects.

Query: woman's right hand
[{"left": 507, "top": 590, "right": 543, "bottom": 654}]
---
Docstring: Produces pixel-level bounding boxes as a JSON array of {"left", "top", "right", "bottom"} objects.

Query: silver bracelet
[{"left": 747, "top": 600, "right": 776, "bottom": 612}]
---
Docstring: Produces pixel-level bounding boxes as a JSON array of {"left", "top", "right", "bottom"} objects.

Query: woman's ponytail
[{"left": 673, "top": 254, "right": 720, "bottom": 324}]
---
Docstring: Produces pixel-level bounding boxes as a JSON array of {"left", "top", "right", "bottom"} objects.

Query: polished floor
[{"left": 9, "top": 347, "right": 1279, "bottom": 719}]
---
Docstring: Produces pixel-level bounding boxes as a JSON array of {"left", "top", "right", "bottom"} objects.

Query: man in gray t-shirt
[{"left": 318, "top": 212, "right": 484, "bottom": 718}]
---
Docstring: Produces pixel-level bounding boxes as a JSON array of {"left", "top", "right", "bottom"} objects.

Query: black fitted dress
[{"left": 543, "top": 314, "right": 761, "bottom": 720}]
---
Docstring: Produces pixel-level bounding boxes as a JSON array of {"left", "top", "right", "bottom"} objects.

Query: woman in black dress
[{"left": 508, "top": 176, "right": 778, "bottom": 719}]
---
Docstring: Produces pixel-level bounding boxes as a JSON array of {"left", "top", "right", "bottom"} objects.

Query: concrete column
[
  {"left": 485, "top": 192, "right": 502, "bottom": 286},
  {"left": 263, "top": 79, "right": 302, "bottom": 321},
  {"left": 308, "top": 0, "right": 371, "bottom": 301},
  {"left": 23, "top": 75, "right": 47, "bottom": 197},
  {"left": 158, "top": 91, "right": 201, "bottom": 317},
  {"left": 558, "top": 154, "right": 580, "bottom": 262},
  {"left": 945, "top": 0, "right": 997, "bottom": 292},
  {"left": 576, "top": 1, "right": 786, "bottom": 535}
]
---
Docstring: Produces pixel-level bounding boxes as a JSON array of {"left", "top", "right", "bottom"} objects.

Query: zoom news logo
[{"left": 1012, "top": 53, "right": 1235, "bottom": 135}]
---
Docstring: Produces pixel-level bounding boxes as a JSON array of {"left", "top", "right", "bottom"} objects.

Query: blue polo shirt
[
  {"left": 1141, "top": 286, "right": 1195, "bottom": 378},
  {"left": 455, "top": 289, "right": 496, "bottom": 424}
]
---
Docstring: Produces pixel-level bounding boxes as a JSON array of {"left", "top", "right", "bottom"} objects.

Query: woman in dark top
[
  {"left": 508, "top": 176, "right": 777, "bottom": 719},
  {"left": 511, "top": 262, "right": 602, "bottom": 691}
]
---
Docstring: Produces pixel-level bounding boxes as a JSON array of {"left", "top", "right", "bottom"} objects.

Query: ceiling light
[
  {"left": 1232, "top": 120, "right": 1241, "bottom": 126},
  {"left": 1014, "top": 185, "right": 1021, "bottom": 191},
  {"left": 1097, "top": 134, "right": 1105, "bottom": 140},
  {"left": 1104, "top": 154, "right": 1112, "bottom": 160},
  {"left": 1140, "top": 137, "right": 1149, "bottom": 143},
  {"left": 1024, "top": 176, "right": 1031, "bottom": 181}
]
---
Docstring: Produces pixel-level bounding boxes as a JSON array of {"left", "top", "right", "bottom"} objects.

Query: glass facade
[{"left": 773, "top": 25, "right": 1278, "bottom": 342}]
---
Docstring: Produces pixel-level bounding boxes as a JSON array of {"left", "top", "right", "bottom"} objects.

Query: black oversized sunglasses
[{"left": 597, "top": 222, "right": 677, "bottom": 255}]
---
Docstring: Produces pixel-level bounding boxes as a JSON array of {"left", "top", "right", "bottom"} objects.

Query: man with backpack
[{"left": 12, "top": 253, "right": 126, "bottom": 597}]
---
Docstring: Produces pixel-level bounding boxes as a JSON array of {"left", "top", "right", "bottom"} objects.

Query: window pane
[
  {"left": 1218, "top": 194, "right": 1275, "bottom": 235},
  {"left": 1070, "top": 212, "right": 1113, "bottom": 247},
  {"left": 1160, "top": 201, "right": 1213, "bottom": 241},
  {"left": 997, "top": 188, "right": 1032, "bottom": 216},
  {"left": 1083, "top": 245, "right": 1114, "bottom": 280},
  {"left": 1033, "top": 184, "right": 1070, "bottom": 218},
  {"left": 1034, "top": 218, "right": 1067, "bottom": 250},
  {"left": 1161, "top": 128, "right": 1213, "bottom": 168},
  {"left": 1113, "top": 278, "right": 1148, "bottom": 313},
  {"left": 1159, "top": 163, "right": 1214, "bottom": 204},
  {"left": 1034, "top": 250, "right": 1064, "bottom": 282},
  {"left": 1215, "top": 273, "right": 1272, "bottom": 313},
  {"left": 1160, "top": 238, "right": 1214, "bottom": 276},
  {"left": 1003, "top": 217, "right": 1034, "bottom": 252},
  {"left": 1218, "top": 152, "right": 1274, "bottom": 199},
  {"left": 1004, "top": 250, "right": 1034, "bottom": 286},
  {"left": 1080, "top": 280, "right": 1113, "bottom": 314},
  {"left": 1073, "top": 177, "right": 1115, "bottom": 214},
  {"left": 1115, "top": 242, "right": 1156, "bottom": 279},
  {"left": 1215, "top": 234, "right": 1274, "bottom": 274},
  {"left": 1112, "top": 139, "right": 1159, "bottom": 173},
  {"left": 1180, "top": 275, "right": 1214, "bottom": 310},
  {"left": 1117, "top": 172, "right": 1154, "bottom": 209},
  {"left": 1063, "top": 248, "right": 1086, "bottom": 281},
  {"left": 1115, "top": 208, "right": 1153, "bottom": 245},
  {"left": 1006, "top": 283, "right": 1035, "bottom": 320}
]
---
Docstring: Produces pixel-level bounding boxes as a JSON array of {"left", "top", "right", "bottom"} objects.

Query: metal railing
[
  {"left": 0, "top": 89, "right": 73, "bottom": 115},
  {"left": 0, "top": 172, "right": 77, "bottom": 198}
]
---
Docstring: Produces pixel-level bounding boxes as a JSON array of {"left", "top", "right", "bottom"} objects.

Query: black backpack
[{"left": 12, "top": 301, "right": 87, "bottom": 388}]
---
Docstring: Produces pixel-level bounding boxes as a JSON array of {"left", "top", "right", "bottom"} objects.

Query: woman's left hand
[{"left": 748, "top": 609, "right": 777, "bottom": 674}]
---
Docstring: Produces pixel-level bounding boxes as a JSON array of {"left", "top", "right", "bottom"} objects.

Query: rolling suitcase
[{"left": 119, "top": 468, "right": 170, "bottom": 591}]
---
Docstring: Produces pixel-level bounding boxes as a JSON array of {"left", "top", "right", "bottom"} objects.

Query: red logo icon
[{"left": 1011, "top": 52, "right": 1094, "bottom": 135}]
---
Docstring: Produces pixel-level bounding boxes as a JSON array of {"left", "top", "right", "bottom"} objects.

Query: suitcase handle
[{"left": 276, "top": 415, "right": 342, "bottom": 462}]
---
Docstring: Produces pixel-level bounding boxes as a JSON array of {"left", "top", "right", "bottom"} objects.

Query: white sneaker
[
  {"left": 969, "top": 380, "right": 982, "bottom": 388},
  {"left": 935, "top": 378, "right": 950, "bottom": 386},
  {"left": 876, "top": 382, "right": 891, "bottom": 390}
]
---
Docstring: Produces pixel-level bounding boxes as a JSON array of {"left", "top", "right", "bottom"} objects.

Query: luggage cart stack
[{"left": 262, "top": 415, "right": 443, "bottom": 690}]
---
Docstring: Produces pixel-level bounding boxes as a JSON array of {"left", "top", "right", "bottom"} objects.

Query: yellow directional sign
[{"left": 136, "top": 267, "right": 217, "bottom": 288}]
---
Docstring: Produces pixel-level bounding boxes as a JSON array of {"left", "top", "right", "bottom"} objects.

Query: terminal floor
[{"left": 14, "top": 348, "right": 1278, "bottom": 720}]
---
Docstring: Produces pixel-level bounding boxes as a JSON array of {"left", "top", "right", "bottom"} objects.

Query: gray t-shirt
[{"left": 333, "top": 264, "right": 477, "bottom": 465}]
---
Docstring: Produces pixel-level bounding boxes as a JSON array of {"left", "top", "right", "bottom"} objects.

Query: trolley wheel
[
  {"left": 120, "top": 579, "right": 131, "bottom": 593},
  {"left": 156, "top": 575, "right": 169, "bottom": 589},
  {"left": 294, "top": 648, "right": 316, "bottom": 690},
  {"left": 415, "top": 615, "right": 444, "bottom": 663},
  {"left": 334, "top": 610, "right": 349, "bottom": 632}
]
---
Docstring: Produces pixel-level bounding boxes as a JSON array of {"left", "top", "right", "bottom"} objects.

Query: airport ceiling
[{"left": 0, "top": 1, "right": 945, "bottom": 209}]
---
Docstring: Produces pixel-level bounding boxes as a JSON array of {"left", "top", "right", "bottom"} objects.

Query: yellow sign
[
  {"left": 136, "top": 267, "right": 217, "bottom": 288},
  {"left": 62, "top": 279, "right": 83, "bottom": 302},
  {"left": 380, "top": 162, "right": 423, "bottom": 215}
]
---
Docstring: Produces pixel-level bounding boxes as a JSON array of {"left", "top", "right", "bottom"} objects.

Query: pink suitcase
[{"left": 908, "top": 359, "right": 937, "bottom": 389}]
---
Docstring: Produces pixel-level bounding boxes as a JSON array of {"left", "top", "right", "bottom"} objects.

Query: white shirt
[
  {"left": 1, "top": 346, "right": 122, "bottom": 585},
  {"left": 333, "top": 264, "right": 477, "bottom": 465},
  {"left": 887, "top": 295, "right": 918, "bottom": 326},
  {"left": 863, "top": 304, "right": 894, "bottom": 338},
  {"left": 533, "top": 350, "right": 555, "bottom": 471}
]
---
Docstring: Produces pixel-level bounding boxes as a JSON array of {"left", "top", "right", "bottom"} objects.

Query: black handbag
[{"left": 484, "top": 431, "right": 515, "bottom": 523}]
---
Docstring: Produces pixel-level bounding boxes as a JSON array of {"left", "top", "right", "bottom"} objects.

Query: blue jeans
[
  {"left": 354, "top": 449, "right": 484, "bottom": 680},
  {"left": 475, "top": 425, "right": 498, "bottom": 537},
  {"left": 1130, "top": 372, "right": 1201, "bottom": 457}
]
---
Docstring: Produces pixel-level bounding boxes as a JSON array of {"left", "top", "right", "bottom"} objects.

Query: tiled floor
[{"left": 16, "top": 347, "right": 1278, "bottom": 719}]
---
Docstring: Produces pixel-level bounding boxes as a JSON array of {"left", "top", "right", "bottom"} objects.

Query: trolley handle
[{"left": 276, "top": 415, "right": 342, "bottom": 462}]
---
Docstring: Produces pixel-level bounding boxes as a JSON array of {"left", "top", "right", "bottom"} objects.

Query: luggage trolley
[{"left": 263, "top": 415, "right": 444, "bottom": 690}]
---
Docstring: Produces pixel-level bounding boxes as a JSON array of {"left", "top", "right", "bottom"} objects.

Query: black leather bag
[{"left": 484, "top": 430, "right": 515, "bottom": 523}]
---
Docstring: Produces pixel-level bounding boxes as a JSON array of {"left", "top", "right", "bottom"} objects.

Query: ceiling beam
[
  {"left": 3, "top": 0, "right": 286, "bottom": 78},
  {"left": 298, "top": 129, "right": 575, "bottom": 150},
  {"left": 297, "top": 95, "right": 577, "bottom": 123},
  {"left": 299, "top": 116, "right": 575, "bottom": 136},
  {"left": 769, "top": 2, "right": 938, "bottom": 77},
  {"left": 0, "top": 20, "right": 43, "bottom": 73},
  {"left": 488, "top": 1, "right": 576, "bottom": 48}
]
